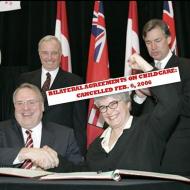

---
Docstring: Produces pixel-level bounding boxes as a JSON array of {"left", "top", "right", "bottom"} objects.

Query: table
[{"left": 0, "top": 176, "right": 190, "bottom": 190}]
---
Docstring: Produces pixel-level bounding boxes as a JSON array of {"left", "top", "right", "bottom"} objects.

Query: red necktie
[
  {"left": 41, "top": 72, "right": 51, "bottom": 98},
  {"left": 21, "top": 130, "right": 33, "bottom": 169}
]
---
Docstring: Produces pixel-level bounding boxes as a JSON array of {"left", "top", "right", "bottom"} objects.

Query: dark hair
[{"left": 142, "top": 19, "right": 171, "bottom": 39}]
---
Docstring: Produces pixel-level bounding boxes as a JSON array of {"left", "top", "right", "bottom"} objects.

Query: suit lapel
[
  {"left": 50, "top": 68, "right": 69, "bottom": 89},
  {"left": 12, "top": 119, "right": 25, "bottom": 146},
  {"left": 40, "top": 122, "right": 55, "bottom": 147},
  {"left": 165, "top": 54, "right": 178, "bottom": 68},
  {"left": 30, "top": 69, "right": 42, "bottom": 89}
]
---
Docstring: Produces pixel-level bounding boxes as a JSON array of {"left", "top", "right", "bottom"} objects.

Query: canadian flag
[
  {"left": 55, "top": 1, "right": 72, "bottom": 72},
  {"left": 86, "top": 1, "right": 110, "bottom": 147},
  {"left": 124, "top": 1, "right": 140, "bottom": 76},
  {"left": 162, "top": 1, "right": 178, "bottom": 55}
]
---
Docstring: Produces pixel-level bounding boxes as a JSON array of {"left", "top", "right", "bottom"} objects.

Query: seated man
[
  {"left": 57, "top": 54, "right": 180, "bottom": 173},
  {"left": 0, "top": 83, "right": 83, "bottom": 170}
]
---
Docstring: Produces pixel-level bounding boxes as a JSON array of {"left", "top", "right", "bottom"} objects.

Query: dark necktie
[
  {"left": 41, "top": 72, "right": 51, "bottom": 99},
  {"left": 21, "top": 130, "right": 33, "bottom": 169}
]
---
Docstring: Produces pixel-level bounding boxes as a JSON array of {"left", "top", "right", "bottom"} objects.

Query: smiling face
[
  {"left": 144, "top": 26, "right": 171, "bottom": 61},
  {"left": 14, "top": 87, "right": 44, "bottom": 129},
  {"left": 96, "top": 96, "right": 131, "bottom": 129},
  {"left": 38, "top": 38, "right": 62, "bottom": 71}
]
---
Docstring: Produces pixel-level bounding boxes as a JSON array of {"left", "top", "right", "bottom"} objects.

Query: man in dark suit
[
  {"left": 0, "top": 83, "right": 83, "bottom": 170},
  {"left": 17, "top": 35, "right": 87, "bottom": 156},
  {"left": 131, "top": 19, "right": 190, "bottom": 175}
]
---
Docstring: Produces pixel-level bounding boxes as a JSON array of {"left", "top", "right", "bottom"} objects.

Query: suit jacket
[
  {"left": 131, "top": 54, "right": 190, "bottom": 175},
  {"left": 16, "top": 68, "right": 87, "bottom": 156},
  {"left": 0, "top": 119, "right": 83, "bottom": 167}
]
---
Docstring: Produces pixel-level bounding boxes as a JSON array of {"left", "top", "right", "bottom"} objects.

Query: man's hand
[
  {"left": 18, "top": 146, "right": 59, "bottom": 170},
  {"left": 129, "top": 53, "right": 153, "bottom": 72},
  {"left": 136, "top": 88, "right": 151, "bottom": 97}
]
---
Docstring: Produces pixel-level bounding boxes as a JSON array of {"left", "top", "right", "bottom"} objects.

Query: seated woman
[{"left": 56, "top": 54, "right": 180, "bottom": 173}]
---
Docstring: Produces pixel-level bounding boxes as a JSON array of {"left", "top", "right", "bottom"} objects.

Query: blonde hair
[
  {"left": 38, "top": 35, "right": 62, "bottom": 52},
  {"left": 94, "top": 92, "right": 131, "bottom": 106}
]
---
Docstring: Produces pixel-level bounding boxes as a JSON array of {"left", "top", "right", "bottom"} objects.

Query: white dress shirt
[
  {"left": 13, "top": 122, "right": 42, "bottom": 165},
  {"left": 22, "top": 123, "right": 42, "bottom": 148},
  {"left": 41, "top": 67, "right": 59, "bottom": 88},
  {"left": 154, "top": 50, "right": 172, "bottom": 69}
]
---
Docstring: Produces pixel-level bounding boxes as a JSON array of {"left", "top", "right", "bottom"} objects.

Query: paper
[
  {"left": 0, "top": 167, "right": 52, "bottom": 178},
  {"left": 41, "top": 169, "right": 190, "bottom": 183},
  {"left": 113, "top": 169, "right": 190, "bottom": 182},
  {"left": 1, "top": 167, "right": 189, "bottom": 184},
  {"left": 40, "top": 171, "right": 113, "bottom": 180}
]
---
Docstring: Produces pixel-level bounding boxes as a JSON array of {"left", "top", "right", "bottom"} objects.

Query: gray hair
[
  {"left": 13, "top": 83, "right": 44, "bottom": 103},
  {"left": 142, "top": 19, "right": 171, "bottom": 39},
  {"left": 38, "top": 35, "right": 62, "bottom": 52},
  {"left": 94, "top": 92, "right": 131, "bottom": 106}
]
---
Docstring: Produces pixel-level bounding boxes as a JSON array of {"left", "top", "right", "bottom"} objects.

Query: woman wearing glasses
[
  {"left": 56, "top": 54, "right": 180, "bottom": 173},
  {"left": 84, "top": 53, "right": 180, "bottom": 173}
]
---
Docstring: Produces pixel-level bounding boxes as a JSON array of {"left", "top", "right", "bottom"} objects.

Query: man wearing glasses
[{"left": 0, "top": 83, "right": 83, "bottom": 170}]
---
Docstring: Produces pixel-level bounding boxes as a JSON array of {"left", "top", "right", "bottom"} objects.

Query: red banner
[{"left": 86, "top": 1, "right": 110, "bottom": 147}]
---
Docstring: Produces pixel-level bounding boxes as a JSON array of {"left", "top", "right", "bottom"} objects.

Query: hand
[
  {"left": 39, "top": 145, "right": 59, "bottom": 169},
  {"left": 135, "top": 88, "right": 151, "bottom": 97},
  {"left": 129, "top": 53, "right": 153, "bottom": 72},
  {"left": 18, "top": 146, "right": 59, "bottom": 170}
]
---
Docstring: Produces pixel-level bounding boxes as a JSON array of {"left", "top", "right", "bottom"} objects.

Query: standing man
[
  {"left": 131, "top": 19, "right": 190, "bottom": 175},
  {"left": 17, "top": 35, "right": 87, "bottom": 156},
  {"left": 0, "top": 83, "right": 83, "bottom": 170}
]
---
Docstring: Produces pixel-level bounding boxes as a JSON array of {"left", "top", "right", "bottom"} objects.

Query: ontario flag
[
  {"left": 55, "top": 1, "right": 72, "bottom": 72},
  {"left": 124, "top": 0, "right": 140, "bottom": 76},
  {"left": 163, "top": 1, "right": 178, "bottom": 55},
  {"left": 86, "top": 1, "right": 110, "bottom": 147}
]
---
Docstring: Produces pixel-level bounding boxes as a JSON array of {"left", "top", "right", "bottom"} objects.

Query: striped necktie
[{"left": 21, "top": 130, "right": 33, "bottom": 169}]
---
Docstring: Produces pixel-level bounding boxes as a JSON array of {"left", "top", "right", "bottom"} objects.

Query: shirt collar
[
  {"left": 41, "top": 67, "right": 59, "bottom": 87},
  {"left": 41, "top": 67, "right": 59, "bottom": 78},
  {"left": 100, "top": 116, "right": 133, "bottom": 153},
  {"left": 22, "top": 122, "right": 42, "bottom": 142},
  {"left": 154, "top": 50, "right": 173, "bottom": 69},
  {"left": 100, "top": 115, "right": 133, "bottom": 139}
]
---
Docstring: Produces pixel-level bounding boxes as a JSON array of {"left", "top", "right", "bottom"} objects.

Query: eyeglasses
[
  {"left": 98, "top": 100, "right": 120, "bottom": 113},
  {"left": 14, "top": 99, "right": 40, "bottom": 108}
]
